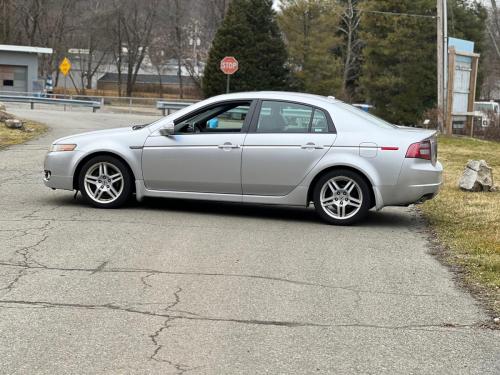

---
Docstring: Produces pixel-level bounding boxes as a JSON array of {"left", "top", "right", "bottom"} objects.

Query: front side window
[
  {"left": 175, "top": 101, "right": 251, "bottom": 134},
  {"left": 256, "top": 101, "right": 314, "bottom": 133}
]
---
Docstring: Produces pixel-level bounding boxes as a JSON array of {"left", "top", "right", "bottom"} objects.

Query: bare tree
[
  {"left": 0, "top": 0, "right": 15, "bottom": 43},
  {"left": 2, "top": 0, "right": 228, "bottom": 97},
  {"left": 109, "top": 0, "right": 159, "bottom": 96},
  {"left": 481, "top": 1, "right": 500, "bottom": 98},
  {"left": 72, "top": 0, "right": 113, "bottom": 93},
  {"left": 171, "top": 0, "right": 186, "bottom": 98},
  {"left": 149, "top": 38, "right": 170, "bottom": 97},
  {"left": 335, "top": 0, "right": 362, "bottom": 100},
  {"left": 13, "top": 0, "right": 77, "bottom": 82}
]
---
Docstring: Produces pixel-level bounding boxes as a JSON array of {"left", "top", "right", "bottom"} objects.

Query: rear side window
[
  {"left": 339, "top": 103, "right": 397, "bottom": 129},
  {"left": 256, "top": 101, "right": 314, "bottom": 133},
  {"left": 310, "top": 109, "right": 329, "bottom": 133}
]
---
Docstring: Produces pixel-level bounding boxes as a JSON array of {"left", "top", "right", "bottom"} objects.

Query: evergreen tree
[
  {"left": 360, "top": 0, "right": 437, "bottom": 125},
  {"left": 360, "top": 0, "right": 487, "bottom": 125},
  {"left": 202, "top": 0, "right": 289, "bottom": 97},
  {"left": 279, "top": 0, "right": 343, "bottom": 96},
  {"left": 448, "top": 0, "right": 488, "bottom": 97}
]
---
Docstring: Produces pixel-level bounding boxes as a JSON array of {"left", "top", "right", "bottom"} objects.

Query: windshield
[{"left": 337, "top": 102, "right": 397, "bottom": 129}]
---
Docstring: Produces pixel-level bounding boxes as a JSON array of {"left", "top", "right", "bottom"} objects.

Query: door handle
[
  {"left": 218, "top": 142, "right": 240, "bottom": 149},
  {"left": 301, "top": 142, "right": 324, "bottom": 150}
]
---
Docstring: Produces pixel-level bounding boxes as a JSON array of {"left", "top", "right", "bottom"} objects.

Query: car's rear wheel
[
  {"left": 313, "top": 169, "right": 371, "bottom": 225},
  {"left": 78, "top": 155, "right": 132, "bottom": 208}
]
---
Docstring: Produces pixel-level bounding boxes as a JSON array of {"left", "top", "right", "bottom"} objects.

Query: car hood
[{"left": 52, "top": 126, "right": 135, "bottom": 144}]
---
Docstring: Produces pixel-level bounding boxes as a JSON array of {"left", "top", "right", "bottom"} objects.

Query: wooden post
[
  {"left": 466, "top": 55, "right": 479, "bottom": 137},
  {"left": 437, "top": 0, "right": 448, "bottom": 133},
  {"left": 445, "top": 47, "right": 456, "bottom": 135}
]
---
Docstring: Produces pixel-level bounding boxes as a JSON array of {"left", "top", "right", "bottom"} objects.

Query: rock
[
  {"left": 0, "top": 110, "right": 15, "bottom": 121},
  {"left": 459, "top": 160, "right": 494, "bottom": 192},
  {"left": 4, "top": 119, "right": 24, "bottom": 130},
  {"left": 494, "top": 317, "right": 500, "bottom": 325}
]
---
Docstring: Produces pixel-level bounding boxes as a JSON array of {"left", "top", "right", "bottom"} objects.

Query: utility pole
[{"left": 437, "top": 0, "right": 448, "bottom": 134}]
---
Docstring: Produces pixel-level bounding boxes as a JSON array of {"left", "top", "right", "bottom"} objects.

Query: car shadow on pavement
[
  {"left": 73, "top": 193, "right": 415, "bottom": 227},
  {"left": 43, "top": 195, "right": 415, "bottom": 228},
  {"left": 139, "top": 198, "right": 416, "bottom": 228}
]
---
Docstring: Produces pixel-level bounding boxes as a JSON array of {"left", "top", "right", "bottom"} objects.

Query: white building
[{"left": 0, "top": 45, "right": 53, "bottom": 93}]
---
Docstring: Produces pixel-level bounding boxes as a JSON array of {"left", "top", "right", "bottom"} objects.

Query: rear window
[{"left": 338, "top": 103, "right": 397, "bottom": 129}]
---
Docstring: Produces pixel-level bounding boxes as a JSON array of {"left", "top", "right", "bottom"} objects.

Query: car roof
[{"left": 206, "top": 91, "right": 341, "bottom": 108}]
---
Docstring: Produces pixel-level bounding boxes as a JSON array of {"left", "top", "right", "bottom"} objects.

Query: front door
[
  {"left": 142, "top": 100, "right": 255, "bottom": 194},
  {"left": 242, "top": 100, "right": 337, "bottom": 196}
]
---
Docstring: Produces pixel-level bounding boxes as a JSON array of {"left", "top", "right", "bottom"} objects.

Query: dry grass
[
  {"left": 420, "top": 136, "right": 500, "bottom": 313},
  {"left": 0, "top": 120, "right": 47, "bottom": 149}
]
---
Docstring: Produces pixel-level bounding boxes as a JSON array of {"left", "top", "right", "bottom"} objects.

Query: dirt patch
[{"left": 0, "top": 120, "right": 48, "bottom": 149}]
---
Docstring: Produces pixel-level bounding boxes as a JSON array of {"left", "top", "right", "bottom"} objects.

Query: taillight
[{"left": 406, "top": 140, "right": 431, "bottom": 160}]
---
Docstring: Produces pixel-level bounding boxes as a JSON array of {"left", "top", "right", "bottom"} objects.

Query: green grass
[
  {"left": 0, "top": 120, "right": 47, "bottom": 148},
  {"left": 420, "top": 136, "right": 500, "bottom": 313}
]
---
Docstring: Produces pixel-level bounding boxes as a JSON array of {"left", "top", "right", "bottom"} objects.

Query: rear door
[{"left": 241, "top": 100, "right": 337, "bottom": 196}]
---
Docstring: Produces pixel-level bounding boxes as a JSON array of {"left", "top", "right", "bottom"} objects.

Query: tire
[
  {"left": 78, "top": 155, "right": 132, "bottom": 208},
  {"left": 313, "top": 169, "right": 371, "bottom": 225}
]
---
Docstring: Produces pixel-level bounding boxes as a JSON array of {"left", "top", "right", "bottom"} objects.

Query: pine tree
[
  {"left": 360, "top": 0, "right": 437, "bottom": 125},
  {"left": 448, "top": 0, "right": 488, "bottom": 97},
  {"left": 359, "top": 0, "right": 487, "bottom": 125},
  {"left": 202, "top": 0, "right": 289, "bottom": 97},
  {"left": 279, "top": 0, "right": 343, "bottom": 96}
]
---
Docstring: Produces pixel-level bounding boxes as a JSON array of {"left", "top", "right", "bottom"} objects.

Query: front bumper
[{"left": 43, "top": 151, "right": 82, "bottom": 191}]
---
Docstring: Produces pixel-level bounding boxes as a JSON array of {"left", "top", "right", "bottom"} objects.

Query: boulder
[
  {"left": 459, "top": 160, "right": 494, "bottom": 192},
  {"left": 0, "top": 110, "right": 15, "bottom": 121},
  {"left": 4, "top": 119, "right": 24, "bottom": 130}
]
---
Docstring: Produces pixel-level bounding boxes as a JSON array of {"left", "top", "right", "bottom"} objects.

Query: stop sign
[{"left": 220, "top": 56, "right": 238, "bottom": 75}]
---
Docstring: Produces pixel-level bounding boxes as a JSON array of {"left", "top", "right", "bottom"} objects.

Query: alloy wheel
[
  {"left": 319, "top": 176, "right": 363, "bottom": 220},
  {"left": 83, "top": 162, "right": 124, "bottom": 204}
]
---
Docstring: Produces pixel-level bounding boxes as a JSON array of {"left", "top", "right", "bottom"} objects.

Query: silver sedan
[{"left": 43, "top": 92, "right": 442, "bottom": 225}]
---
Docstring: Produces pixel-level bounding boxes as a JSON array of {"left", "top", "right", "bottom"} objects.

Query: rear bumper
[{"left": 377, "top": 160, "right": 443, "bottom": 207}]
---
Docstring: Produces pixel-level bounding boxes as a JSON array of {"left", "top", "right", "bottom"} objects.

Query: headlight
[{"left": 49, "top": 144, "right": 77, "bottom": 152}]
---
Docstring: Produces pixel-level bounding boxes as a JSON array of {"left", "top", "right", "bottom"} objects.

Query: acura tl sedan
[{"left": 44, "top": 92, "right": 442, "bottom": 225}]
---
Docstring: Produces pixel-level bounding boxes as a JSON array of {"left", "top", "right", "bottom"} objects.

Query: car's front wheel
[
  {"left": 313, "top": 169, "right": 371, "bottom": 225},
  {"left": 78, "top": 155, "right": 132, "bottom": 208}
]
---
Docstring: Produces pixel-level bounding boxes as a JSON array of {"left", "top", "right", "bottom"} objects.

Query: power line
[{"left": 360, "top": 9, "right": 437, "bottom": 19}]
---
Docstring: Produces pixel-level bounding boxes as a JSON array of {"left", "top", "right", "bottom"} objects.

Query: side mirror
[{"left": 159, "top": 122, "right": 175, "bottom": 136}]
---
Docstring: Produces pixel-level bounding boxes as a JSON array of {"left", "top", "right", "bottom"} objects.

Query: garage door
[{"left": 0, "top": 65, "right": 27, "bottom": 93}]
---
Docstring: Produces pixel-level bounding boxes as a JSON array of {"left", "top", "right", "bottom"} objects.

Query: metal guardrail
[
  {"left": 0, "top": 95, "right": 101, "bottom": 112},
  {"left": 156, "top": 100, "right": 197, "bottom": 116}
]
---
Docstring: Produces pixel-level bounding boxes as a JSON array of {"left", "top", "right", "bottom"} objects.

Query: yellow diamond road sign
[{"left": 59, "top": 57, "right": 71, "bottom": 76}]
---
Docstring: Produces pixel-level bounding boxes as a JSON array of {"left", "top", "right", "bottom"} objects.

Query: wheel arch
[
  {"left": 73, "top": 151, "right": 136, "bottom": 191},
  {"left": 307, "top": 165, "right": 376, "bottom": 209}
]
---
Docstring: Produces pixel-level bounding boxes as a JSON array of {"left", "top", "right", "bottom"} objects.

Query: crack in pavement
[
  {"left": 0, "top": 261, "right": 440, "bottom": 299},
  {"left": 141, "top": 273, "right": 156, "bottom": 292},
  {"left": 91, "top": 261, "right": 109, "bottom": 275},
  {"left": 0, "top": 220, "right": 52, "bottom": 295},
  {"left": 0, "top": 216, "right": 321, "bottom": 236},
  {"left": 148, "top": 287, "right": 194, "bottom": 374},
  {"left": 0, "top": 299, "right": 491, "bottom": 333}
]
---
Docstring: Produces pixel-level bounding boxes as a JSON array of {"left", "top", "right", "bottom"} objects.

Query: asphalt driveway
[{"left": 0, "top": 107, "right": 499, "bottom": 374}]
